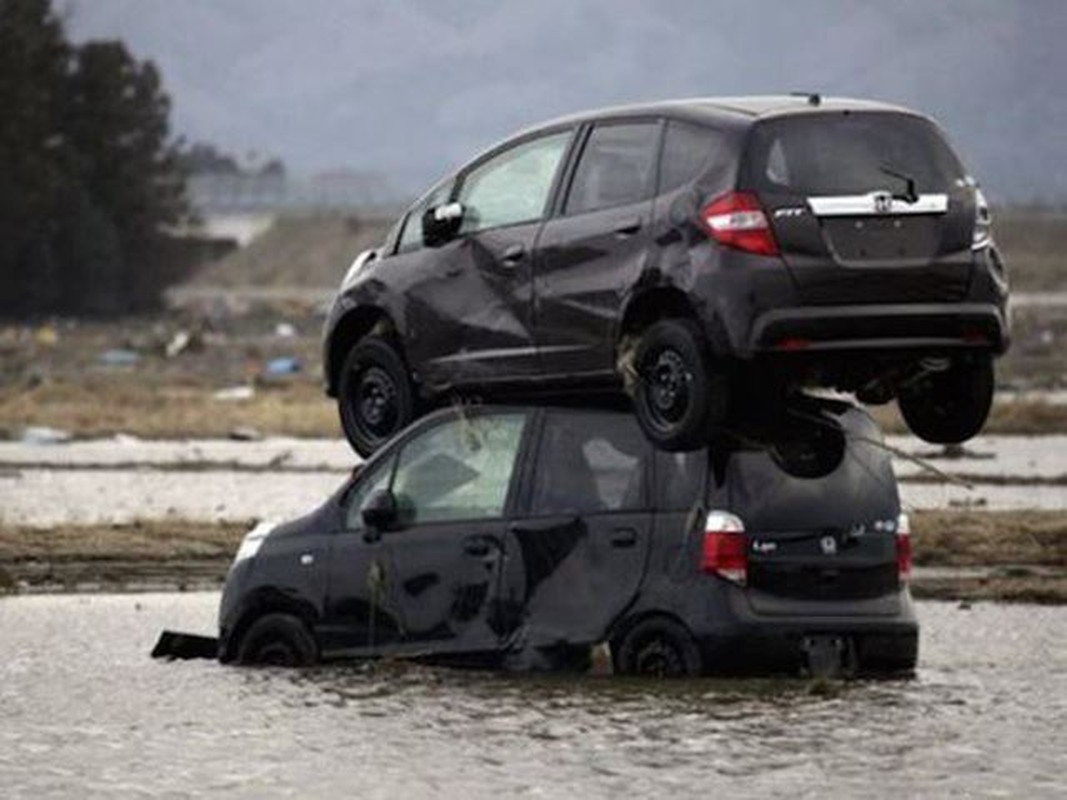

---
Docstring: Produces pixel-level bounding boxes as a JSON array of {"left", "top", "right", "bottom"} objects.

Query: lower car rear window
[
  {"left": 708, "top": 410, "right": 900, "bottom": 530},
  {"left": 742, "top": 112, "right": 965, "bottom": 197}
]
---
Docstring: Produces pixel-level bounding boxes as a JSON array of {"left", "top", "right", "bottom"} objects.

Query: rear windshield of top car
[{"left": 741, "top": 112, "right": 966, "bottom": 197}]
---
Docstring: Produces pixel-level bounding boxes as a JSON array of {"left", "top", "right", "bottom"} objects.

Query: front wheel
[
  {"left": 338, "top": 336, "right": 416, "bottom": 457},
  {"left": 897, "top": 355, "right": 994, "bottom": 444},
  {"left": 236, "top": 613, "right": 318, "bottom": 667},
  {"left": 612, "top": 617, "right": 703, "bottom": 678},
  {"left": 631, "top": 319, "right": 726, "bottom": 451}
]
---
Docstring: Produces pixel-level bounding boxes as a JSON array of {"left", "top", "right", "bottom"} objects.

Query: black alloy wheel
[
  {"left": 339, "top": 336, "right": 416, "bottom": 457},
  {"left": 632, "top": 319, "right": 725, "bottom": 451},
  {"left": 897, "top": 354, "right": 994, "bottom": 444},
  {"left": 613, "top": 617, "right": 703, "bottom": 678},
  {"left": 236, "top": 613, "right": 318, "bottom": 667}
]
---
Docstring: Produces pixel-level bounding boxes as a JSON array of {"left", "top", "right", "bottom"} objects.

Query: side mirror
[
  {"left": 422, "top": 202, "right": 463, "bottom": 247},
  {"left": 361, "top": 488, "right": 398, "bottom": 533}
]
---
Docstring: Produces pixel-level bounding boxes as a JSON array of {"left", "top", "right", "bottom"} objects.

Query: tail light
[
  {"left": 896, "top": 513, "right": 912, "bottom": 583},
  {"left": 700, "top": 192, "right": 780, "bottom": 256},
  {"left": 701, "top": 510, "right": 747, "bottom": 585},
  {"left": 972, "top": 188, "right": 992, "bottom": 250}
]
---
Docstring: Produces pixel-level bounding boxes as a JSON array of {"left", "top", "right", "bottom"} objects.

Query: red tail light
[
  {"left": 700, "top": 192, "right": 780, "bottom": 256},
  {"left": 896, "top": 513, "right": 912, "bottom": 583},
  {"left": 701, "top": 510, "right": 747, "bottom": 585}
]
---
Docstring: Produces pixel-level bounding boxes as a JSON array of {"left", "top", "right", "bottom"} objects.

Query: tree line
[{"left": 0, "top": 0, "right": 189, "bottom": 316}]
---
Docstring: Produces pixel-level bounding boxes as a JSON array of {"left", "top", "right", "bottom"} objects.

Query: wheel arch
[
  {"left": 220, "top": 591, "right": 318, "bottom": 663},
  {"left": 325, "top": 306, "right": 398, "bottom": 396}
]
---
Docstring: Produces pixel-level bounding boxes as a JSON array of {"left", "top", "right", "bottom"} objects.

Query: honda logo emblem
[
  {"left": 872, "top": 191, "right": 893, "bottom": 214},
  {"left": 820, "top": 535, "right": 838, "bottom": 555}
]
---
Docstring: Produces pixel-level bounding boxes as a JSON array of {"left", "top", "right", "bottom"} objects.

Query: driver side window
[
  {"left": 457, "top": 131, "right": 571, "bottom": 234},
  {"left": 391, "top": 412, "right": 527, "bottom": 524}
]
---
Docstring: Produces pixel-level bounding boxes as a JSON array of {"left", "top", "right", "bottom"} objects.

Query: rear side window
[
  {"left": 743, "top": 113, "right": 965, "bottom": 197},
  {"left": 658, "top": 120, "right": 721, "bottom": 192},
  {"left": 565, "top": 122, "right": 659, "bottom": 215},
  {"left": 530, "top": 411, "right": 650, "bottom": 514}
]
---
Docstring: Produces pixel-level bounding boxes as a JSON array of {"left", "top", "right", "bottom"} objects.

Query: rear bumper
[
  {"left": 686, "top": 587, "right": 919, "bottom": 676},
  {"left": 749, "top": 302, "right": 1009, "bottom": 356}
]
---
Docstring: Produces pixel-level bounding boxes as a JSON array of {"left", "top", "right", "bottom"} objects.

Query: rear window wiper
[{"left": 879, "top": 164, "right": 918, "bottom": 203}]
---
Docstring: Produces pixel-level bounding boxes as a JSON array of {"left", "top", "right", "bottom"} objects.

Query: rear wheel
[
  {"left": 897, "top": 355, "right": 994, "bottom": 444},
  {"left": 338, "top": 336, "right": 416, "bottom": 457},
  {"left": 631, "top": 319, "right": 726, "bottom": 451},
  {"left": 236, "top": 613, "right": 318, "bottom": 667},
  {"left": 613, "top": 617, "right": 703, "bottom": 678}
]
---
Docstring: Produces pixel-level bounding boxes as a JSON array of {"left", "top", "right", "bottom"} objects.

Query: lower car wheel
[
  {"left": 897, "top": 355, "right": 994, "bottom": 444},
  {"left": 338, "top": 336, "right": 416, "bottom": 457},
  {"left": 236, "top": 613, "right": 318, "bottom": 667},
  {"left": 613, "top": 617, "right": 703, "bottom": 678},
  {"left": 632, "top": 319, "right": 726, "bottom": 452}
]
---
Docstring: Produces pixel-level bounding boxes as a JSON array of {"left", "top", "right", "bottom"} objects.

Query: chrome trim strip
[{"left": 807, "top": 192, "right": 948, "bottom": 217}]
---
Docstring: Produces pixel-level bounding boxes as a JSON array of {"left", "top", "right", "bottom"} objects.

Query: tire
[
  {"left": 236, "top": 613, "right": 318, "bottom": 667},
  {"left": 338, "top": 336, "right": 416, "bottom": 457},
  {"left": 612, "top": 617, "right": 703, "bottom": 678},
  {"left": 897, "top": 355, "right": 994, "bottom": 444},
  {"left": 632, "top": 319, "right": 725, "bottom": 451}
]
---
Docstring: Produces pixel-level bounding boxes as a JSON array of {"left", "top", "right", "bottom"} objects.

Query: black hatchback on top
[
  {"left": 218, "top": 400, "right": 917, "bottom": 677},
  {"left": 323, "top": 95, "right": 1009, "bottom": 456}
]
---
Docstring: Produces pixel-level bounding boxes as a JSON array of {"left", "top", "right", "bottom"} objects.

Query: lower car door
[{"left": 508, "top": 409, "right": 654, "bottom": 650}]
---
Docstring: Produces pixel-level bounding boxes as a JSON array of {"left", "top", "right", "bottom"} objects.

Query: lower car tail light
[
  {"left": 896, "top": 512, "right": 912, "bottom": 583},
  {"left": 701, "top": 510, "right": 747, "bottom": 585},
  {"left": 700, "top": 191, "right": 780, "bottom": 256}
]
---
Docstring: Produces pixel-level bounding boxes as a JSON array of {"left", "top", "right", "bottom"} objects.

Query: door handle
[
  {"left": 509, "top": 516, "right": 581, "bottom": 535},
  {"left": 613, "top": 218, "right": 642, "bottom": 237},
  {"left": 462, "top": 535, "right": 499, "bottom": 557},
  {"left": 611, "top": 528, "right": 638, "bottom": 548},
  {"left": 501, "top": 243, "right": 526, "bottom": 266}
]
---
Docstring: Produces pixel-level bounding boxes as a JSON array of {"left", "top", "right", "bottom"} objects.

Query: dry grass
[
  {"left": 911, "top": 510, "right": 1067, "bottom": 567},
  {"left": 0, "top": 377, "right": 338, "bottom": 439},
  {"left": 870, "top": 399, "right": 1067, "bottom": 436},
  {"left": 0, "top": 520, "right": 249, "bottom": 563}
]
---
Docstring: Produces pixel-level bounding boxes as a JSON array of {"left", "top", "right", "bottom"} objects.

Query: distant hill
[
  {"left": 190, "top": 215, "right": 391, "bottom": 288},
  {"left": 68, "top": 0, "right": 1067, "bottom": 204}
]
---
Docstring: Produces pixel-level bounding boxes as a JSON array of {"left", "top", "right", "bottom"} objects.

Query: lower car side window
[
  {"left": 530, "top": 411, "right": 649, "bottom": 514},
  {"left": 391, "top": 413, "right": 527, "bottom": 524},
  {"left": 344, "top": 457, "right": 395, "bottom": 530}
]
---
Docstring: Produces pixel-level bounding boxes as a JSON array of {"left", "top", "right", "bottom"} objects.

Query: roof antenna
[{"left": 790, "top": 91, "right": 821, "bottom": 106}]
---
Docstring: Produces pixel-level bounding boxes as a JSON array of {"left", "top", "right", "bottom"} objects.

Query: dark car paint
[
  {"left": 218, "top": 404, "right": 917, "bottom": 674},
  {"left": 323, "top": 96, "right": 1007, "bottom": 404}
]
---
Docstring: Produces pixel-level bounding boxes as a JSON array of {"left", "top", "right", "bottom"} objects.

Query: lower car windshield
[{"left": 742, "top": 112, "right": 965, "bottom": 197}]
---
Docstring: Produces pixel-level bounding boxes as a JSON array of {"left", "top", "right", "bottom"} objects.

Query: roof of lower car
[{"left": 521, "top": 95, "right": 918, "bottom": 133}]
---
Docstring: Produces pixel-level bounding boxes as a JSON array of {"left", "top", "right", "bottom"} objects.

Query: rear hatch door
[
  {"left": 741, "top": 111, "right": 977, "bottom": 304},
  {"left": 710, "top": 408, "right": 903, "bottom": 614}
]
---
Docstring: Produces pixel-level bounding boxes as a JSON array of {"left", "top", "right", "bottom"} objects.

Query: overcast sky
[{"left": 65, "top": 0, "right": 1067, "bottom": 203}]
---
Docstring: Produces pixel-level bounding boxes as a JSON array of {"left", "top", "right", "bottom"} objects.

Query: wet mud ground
[{"left": 0, "top": 592, "right": 1064, "bottom": 798}]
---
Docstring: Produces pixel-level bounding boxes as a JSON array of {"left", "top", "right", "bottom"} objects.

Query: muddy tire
[
  {"left": 897, "top": 355, "right": 994, "bottom": 444},
  {"left": 632, "top": 319, "right": 725, "bottom": 452},
  {"left": 338, "top": 336, "right": 416, "bottom": 457},
  {"left": 613, "top": 617, "right": 703, "bottom": 678},
  {"left": 236, "top": 613, "right": 318, "bottom": 667}
]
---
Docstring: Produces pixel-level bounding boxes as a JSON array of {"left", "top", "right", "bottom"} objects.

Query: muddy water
[{"left": 1, "top": 595, "right": 1064, "bottom": 798}]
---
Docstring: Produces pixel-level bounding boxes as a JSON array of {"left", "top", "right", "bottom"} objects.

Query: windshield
[{"left": 743, "top": 112, "right": 965, "bottom": 197}]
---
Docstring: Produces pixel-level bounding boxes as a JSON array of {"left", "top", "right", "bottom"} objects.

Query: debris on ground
[
  {"left": 20, "top": 426, "right": 72, "bottom": 444},
  {"left": 98, "top": 349, "right": 140, "bottom": 367},
  {"left": 274, "top": 322, "right": 297, "bottom": 338},
  {"left": 35, "top": 326, "right": 59, "bottom": 347},
  {"left": 165, "top": 330, "right": 192, "bottom": 358},
  {"left": 213, "top": 385, "right": 255, "bottom": 402},
  {"left": 228, "top": 426, "right": 263, "bottom": 441},
  {"left": 265, "top": 357, "right": 301, "bottom": 375}
]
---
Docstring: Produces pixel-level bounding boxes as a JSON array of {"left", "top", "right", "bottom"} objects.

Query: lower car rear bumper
[
  {"left": 687, "top": 587, "right": 919, "bottom": 676},
  {"left": 748, "top": 302, "right": 1009, "bottom": 356}
]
